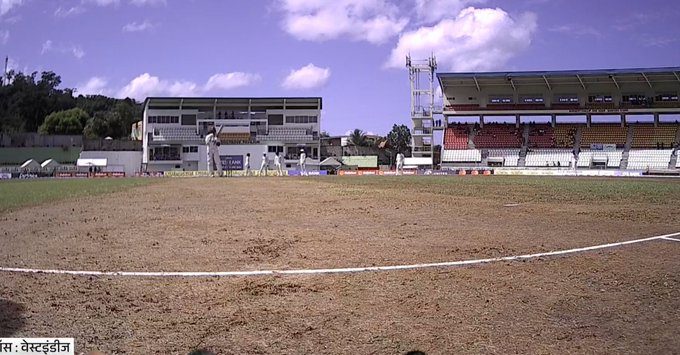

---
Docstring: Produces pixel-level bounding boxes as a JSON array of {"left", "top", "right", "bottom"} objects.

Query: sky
[{"left": 1, "top": 0, "right": 679, "bottom": 135}]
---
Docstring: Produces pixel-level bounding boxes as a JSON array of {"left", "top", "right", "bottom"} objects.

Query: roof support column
[
  {"left": 479, "top": 115, "right": 484, "bottom": 128},
  {"left": 654, "top": 112, "right": 659, "bottom": 127},
  {"left": 551, "top": 114, "right": 556, "bottom": 128},
  {"left": 586, "top": 114, "right": 591, "bottom": 128},
  {"left": 515, "top": 115, "right": 520, "bottom": 129},
  {"left": 621, "top": 114, "right": 626, "bottom": 127}
]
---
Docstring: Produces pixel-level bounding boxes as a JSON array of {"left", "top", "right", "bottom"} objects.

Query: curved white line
[{"left": 0, "top": 231, "right": 678, "bottom": 278}]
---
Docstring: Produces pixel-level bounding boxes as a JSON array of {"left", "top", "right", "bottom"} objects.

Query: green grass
[
  {"left": 316, "top": 176, "right": 680, "bottom": 204},
  {"left": 0, "top": 178, "right": 162, "bottom": 213}
]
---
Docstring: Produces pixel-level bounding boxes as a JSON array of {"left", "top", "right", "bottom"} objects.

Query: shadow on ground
[{"left": 0, "top": 299, "right": 25, "bottom": 337}]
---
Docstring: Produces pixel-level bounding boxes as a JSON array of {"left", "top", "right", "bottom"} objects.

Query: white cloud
[
  {"left": 549, "top": 24, "right": 602, "bottom": 38},
  {"left": 129, "top": 0, "right": 166, "bottom": 5},
  {"left": 41, "top": 40, "right": 85, "bottom": 59},
  {"left": 414, "top": 0, "right": 485, "bottom": 23},
  {"left": 0, "top": 0, "right": 23, "bottom": 16},
  {"left": 116, "top": 72, "right": 261, "bottom": 100},
  {"left": 54, "top": 6, "right": 85, "bottom": 18},
  {"left": 82, "top": 0, "right": 120, "bottom": 6},
  {"left": 40, "top": 40, "right": 53, "bottom": 54},
  {"left": 279, "top": 0, "right": 408, "bottom": 44},
  {"left": 77, "top": 77, "right": 110, "bottom": 96},
  {"left": 282, "top": 63, "right": 331, "bottom": 90},
  {"left": 122, "top": 20, "right": 154, "bottom": 32},
  {"left": 0, "top": 29, "right": 8, "bottom": 44},
  {"left": 386, "top": 7, "right": 537, "bottom": 71},
  {"left": 204, "top": 72, "right": 261, "bottom": 91},
  {"left": 72, "top": 46, "right": 85, "bottom": 59}
]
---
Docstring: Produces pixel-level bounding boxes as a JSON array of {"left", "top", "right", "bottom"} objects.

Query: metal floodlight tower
[{"left": 406, "top": 54, "right": 437, "bottom": 165}]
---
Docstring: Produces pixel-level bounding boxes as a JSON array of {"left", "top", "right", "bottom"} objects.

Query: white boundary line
[
  {"left": 661, "top": 236, "right": 680, "bottom": 242},
  {"left": 0, "top": 231, "right": 678, "bottom": 278}
]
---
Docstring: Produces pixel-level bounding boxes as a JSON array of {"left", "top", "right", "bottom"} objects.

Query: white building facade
[{"left": 141, "top": 97, "right": 322, "bottom": 172}]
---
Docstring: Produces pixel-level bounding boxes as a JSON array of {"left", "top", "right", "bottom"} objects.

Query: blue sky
[{"left": 1, "top": 0, "right": 679, "bottom": 135}]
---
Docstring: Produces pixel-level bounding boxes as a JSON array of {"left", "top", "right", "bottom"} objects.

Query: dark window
[
  {"left": 181, "top": 114, "right": 197, "bottom": 126},
  {"left": 268, "top": 114, "right": 284, "bottom": 125}
]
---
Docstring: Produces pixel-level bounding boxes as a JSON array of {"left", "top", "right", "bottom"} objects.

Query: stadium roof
[
  {"left": 438, "top": 67, "right": 680, "bottom": 90},
  {"left": 144, "top": 97, "right": 323, "bottom": 109}
]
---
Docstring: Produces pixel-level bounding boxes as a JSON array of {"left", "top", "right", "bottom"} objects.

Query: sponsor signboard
[
  {"left": 220, "top": 155, "right": 244, "bottom": 171},
  {"left": 288, "top": 170, "right": 327, "bottom": 176},
  {"left": 0, "top": 172, "right": 11, "bottom": 179}
]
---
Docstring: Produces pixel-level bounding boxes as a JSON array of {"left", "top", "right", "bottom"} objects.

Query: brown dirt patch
[{"left": 0, "top": 176, "right": 678, "bottom": 354}]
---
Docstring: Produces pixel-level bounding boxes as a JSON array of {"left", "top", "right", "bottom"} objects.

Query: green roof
[
  {"left": 340, "top": 156, "right": 378, "bottom": 168},
  {"left": 0, "top": 147, "right": 82, "bottom": 165}
]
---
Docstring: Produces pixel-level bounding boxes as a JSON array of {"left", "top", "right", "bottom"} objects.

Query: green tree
[
  {"left": 348, "top": 128, "right": 369, "bottom": 155},
  {"left": 38, "top": 108, "right": 89, "bottom": 135},
  {"left": 386, "top": 124, "right": 412, "bottom": 164}
]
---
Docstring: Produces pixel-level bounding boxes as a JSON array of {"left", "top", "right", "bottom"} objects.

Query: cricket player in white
[
  {"left": 396, "top": 152, "right": 404, "bottom": 175},
  {"left": 244, "top": 153, "right": 251, "bottom": 176},
  {"left": 205, "top": 127, "right": 222, "bottom": 177},
  {"left": 299, "top": 149, "right": 307, "bottom": 176},
  {"left": 258, "top": 153, "right": 269, "bottom": 176},
  {"left": 274, "top": 152, "right": 284, "bottom": 176}
]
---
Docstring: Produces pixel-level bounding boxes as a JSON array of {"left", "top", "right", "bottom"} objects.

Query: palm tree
[{"left": 348, "top": 128, "right": 368, "bottom": 155}]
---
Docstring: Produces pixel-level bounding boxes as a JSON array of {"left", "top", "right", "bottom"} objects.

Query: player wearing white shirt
[
  {"left": 204, "top": 127, "right": 222, "bottom": 177},
  {"left": 274, "top": 152, "right": 283, "bottom": 176},
  {"left": 244, "top": 153, "right": 251, "bottom": 176},
  {"left": 299, "top": 149, "right": 307, "bottom": 176},
  {"left": 258, "top": 153, "right": 269, "bottom": 176},
  {"left": 396, "top": 152, "right": 404, "bottom": 175}
]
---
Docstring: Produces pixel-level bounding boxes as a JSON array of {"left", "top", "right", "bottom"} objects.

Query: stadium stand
[
  {"left": 444, "top": 126, "right": 469, "bottom": 149},
  {"left": 525, "top": 149, "right": 572, "bottom": 167},
  {"left": 442, "top": 149, "right": 481, "bottom": 163},
  {"left": 580, "top": 125, "right": 627, "bottom": 148},
  {"left": 473, "top": 124, "right": 522, "bottom": 148},
  {"left": 446, "top": 104, "right": 480, "bottom": 111},
  {"left": 487, "top": 149, "right": 520, "bottom": 167},
  {"left": 527, "top": 125, "right": 555, "bottom": 148},
  {"left": 258, "top": 127, "right": 314, "bottom": 142},
  {"left": 554, "top": 125, "right": 578, "bottom": 148},
  {"left": 153, "top": 127, "right": 201, "bottom": 142},
  {"left": 218, "top": 132, "right": 252, "bottom": 144},
  {"left": 630, "top": 125, "right": 677, "bottom": 148},
  {"left": 577, "top": 150, "right": 624, "bottom": 168},
  {"left": 627, "top": 149, "right": 673, "bottom": 170}
]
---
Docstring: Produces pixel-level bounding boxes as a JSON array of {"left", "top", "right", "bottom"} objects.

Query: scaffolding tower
[{"left": 406, "top": 54, "right": 441, "bottom": 165}]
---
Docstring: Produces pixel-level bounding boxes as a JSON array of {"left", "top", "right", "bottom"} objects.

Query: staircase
[
  {"left": 518, "top": 125, "right": 530, "bottom": 167},
  {"left": 669, "top": 151, "right": 678, "bottom": 169},
  {"left": 573, "top": 126, "right": 583, "bottom": 151},
  {"left": 620, "top": 125, "right": 634, "bottom": 169}
]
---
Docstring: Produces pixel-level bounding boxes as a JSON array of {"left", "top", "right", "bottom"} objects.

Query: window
[
  {"left": 588, "top": 95, "right": 612, "bottom": 103},
  {"left": 182, "top": 146, "right": 189, "bottom": 153},
  {"left": 182, "top": 146, "right": 198, "bottom": 153},
  {"left": 268, "top": 146, "right": 283, "bottom": 153},
  {"left": 268, "top": 114, "right": 284, "bottom": 125},
  {"left": 148, "top": 115, "right": 179, "bottom": 124},
  {"left": 181, "top": 114, "right": 197, "bottom": 126},
  {"left": 284, "top": 115, "right": 319, "bottom": 124},
  {"left": 489, "top": 96, "right": 513, "bottom": 104},
  {"left": 556, "top": 95, "right": 579, "bottom": 103}
]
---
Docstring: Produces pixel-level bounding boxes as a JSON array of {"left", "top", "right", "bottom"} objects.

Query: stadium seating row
[
  {"left": 577, "top": 150, "right": 623, "bottom": 168},
  {"left": 627, "top": 150, "right": 673, "bottom": 170},
  {"left": 527, "top": 125, "right": 555, "bottom": 149},
  {"left": 525, "top": 149, "right": 573, "bottom": 167},
  {"left": 153, "top": 127, "right": 200, "bottom": 142},
  {"left": 473, "top": 125, "right": 522, "bottom": 148},
  {"left": 631, "top": 125, "right": 677, "bottom": 148},
  {"left": 487, "top": 149, "right": 520, "bottom": 167},
  {"left": 442, "top": 149, "right": 481, "bottom": 163},
  {"left": 580, "top": 125, "right": 627, "bottom": 147},
  {"left": 444, "top": 126, "right": 469, "bottom": 149}
]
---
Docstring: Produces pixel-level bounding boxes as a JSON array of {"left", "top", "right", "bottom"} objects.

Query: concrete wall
[{"left": 79, "top": 151, "right": 142, "bottom": 176}]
